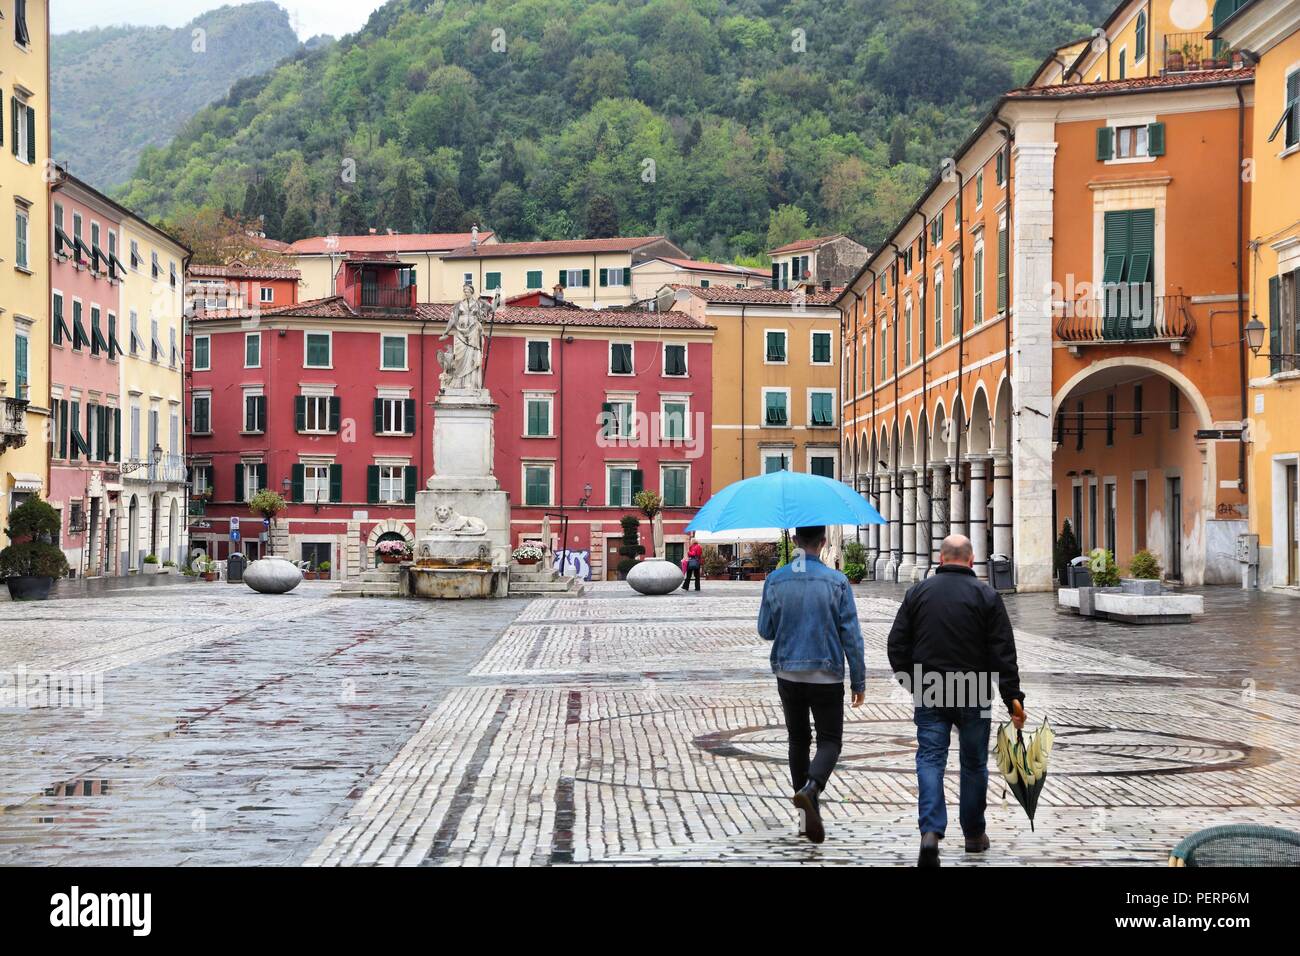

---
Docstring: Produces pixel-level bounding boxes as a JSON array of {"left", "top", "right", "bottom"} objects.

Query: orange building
[{"left": 840, "top": 5, "right": 1256, "bottom": 591}]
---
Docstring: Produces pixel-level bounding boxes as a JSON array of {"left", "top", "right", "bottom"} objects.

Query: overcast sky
[{"left": 52, "top": 0, "right": 390, "bottom": 40}]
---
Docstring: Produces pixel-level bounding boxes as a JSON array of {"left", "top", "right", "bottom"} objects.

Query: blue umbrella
[{"left": 686, "top": 470, "right": 884, "bottom": 533}]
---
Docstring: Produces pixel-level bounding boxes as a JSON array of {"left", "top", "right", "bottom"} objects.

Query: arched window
[{"left": 1135, "top": 12, "right": 1147, "bottom": 64}]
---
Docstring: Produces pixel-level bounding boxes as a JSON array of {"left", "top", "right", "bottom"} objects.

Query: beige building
[
  {"left": 630, "top": 256, "right": 768, "bottom": 300},
  {"left": 288, "top": 231, "right": 496, "bottom": 300},
  {"left": 769, "top": 234, "right": 870, "bottom": 291},
  {"left": 438, "top": 236, "right": 687, "bottom": 306},
  {"left": 0, "top": 0, "right": 50, "bottom": 530}
]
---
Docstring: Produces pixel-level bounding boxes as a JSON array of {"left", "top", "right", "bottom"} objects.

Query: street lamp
[
  {"left": 579, "top": 482, "right": 593, "bottom": 510},
  {"left": 1244, "top": 316, "right": 1267, "bottom": 356}
]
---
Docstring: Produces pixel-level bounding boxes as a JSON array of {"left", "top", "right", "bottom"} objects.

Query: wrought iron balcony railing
[
  {"left": 359, "top": 285, "right": 416, "bottom": 311},
  {"left": 1162, "top": 32, "right": 1241, "bottom": 73},
  {"left": 1, "top": 394, "right": 29, "bottom": 451},
  {"left": 1055, "top": 292, "right": 1194, "bottom": 353}
]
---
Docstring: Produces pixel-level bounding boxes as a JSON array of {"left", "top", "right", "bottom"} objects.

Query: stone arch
[
  {"left": 930, "top": 402, "right": 949, "bottom": 461},
  {"left": 366, "top": 519, "right": 415, "bottom": 550},
  {"left": 1051, "top": 356, "right": 1214, "bottom": 431},
  {"left": 916, "top": 407, "right": 930, "bottom": 467},
  {"left": 900, "top": 415, "right": 917, "bottom": 468},
  {"left": 967, "top": 384, "right": 993, "bottom": 456},
  {"left": 992, "top": 377, "right": 1014, "bottom": 454}
]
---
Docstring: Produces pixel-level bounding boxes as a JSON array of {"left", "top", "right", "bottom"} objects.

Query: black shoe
[
  {"left": 918, "top": 831, "right": 941, "bottom": 867},
  {"left": 964, "top": 833, "right": 990, "bottom": 853},
  {"left": 792, "top": 782, "right": 824, "bottom": 844}
]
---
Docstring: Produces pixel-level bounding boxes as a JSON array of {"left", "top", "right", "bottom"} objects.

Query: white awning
[
  {"left": 8, "top": 472, "right": 43, "bottom": 492},
  {"left": 693, "top": 527, "right": 785, "bottom": 544}
]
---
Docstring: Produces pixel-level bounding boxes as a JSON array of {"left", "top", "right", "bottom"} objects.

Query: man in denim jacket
[{"left": 758, "top": 526, "right": 866, "bottom": 844}]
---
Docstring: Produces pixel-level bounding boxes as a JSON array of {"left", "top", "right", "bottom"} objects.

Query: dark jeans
[
  {"left": 777, "top": 679, "right": 844, "bottom": 791},
  {"left": 681, "top": 563, "right": 701, "bottom": 590},
  {"left": 913, "top": 705, "right": 991, "bottom": 837}
]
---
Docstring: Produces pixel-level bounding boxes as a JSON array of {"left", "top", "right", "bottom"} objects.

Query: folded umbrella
[
  {"left": 995, "top": 710, "right": 1055, "bottom": 831},
  {"left": 686, "top": 470, "right": 884, "bottom": 533}
]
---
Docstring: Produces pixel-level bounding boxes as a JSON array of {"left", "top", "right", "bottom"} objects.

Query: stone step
[
  {"left": 360, "top": 568, "right": 402, "bottom": 582},
  {"left": 511, "top": 575, "right": 588, "bottom": 598},
  {"left": 333, "top": 581, "right": 402, "bottom": 598}
]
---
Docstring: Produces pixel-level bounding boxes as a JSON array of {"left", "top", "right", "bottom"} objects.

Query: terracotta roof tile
[
  {"left": 257, "top": 296, "right": 359, "bottom": 319},
  {"left": 646, "top": 256, "right": 768, "bottom": 277},
  {"left": 441, "top": 236, "right": 668, "bottom": 259},
  {"left": 670, "top": 285, "right": 842, "bottom": 306},
  {"left": 416, "top": 302, "right": 712, "bottom": 330},
  {"left": 189, "top": 263, "right": 300, "bottom": 281},
  {"left": 768, "top": 234, "right": 846, "bottom": 255},
  {"left": 1007, "top": 68, "right": 1254, "bottom": 99},
  {"left": 289, "top": 232, "right": 495, "bottom": 255}
]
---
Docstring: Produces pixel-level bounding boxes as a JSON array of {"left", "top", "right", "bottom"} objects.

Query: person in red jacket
[{"left": 681, "top": 536, "right": 704, "bottom": 592}]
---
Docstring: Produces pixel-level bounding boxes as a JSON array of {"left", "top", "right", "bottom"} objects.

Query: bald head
[{"left": 940, "top": 534, "right": 974, "bottom": 567}]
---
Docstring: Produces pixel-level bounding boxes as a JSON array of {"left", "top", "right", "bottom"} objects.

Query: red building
[
  {"left": 185, "top": 254, "right": 714, "bottom": 581},
  {"left": 185, "top": 261, "right": 301, "bottom": 317}
]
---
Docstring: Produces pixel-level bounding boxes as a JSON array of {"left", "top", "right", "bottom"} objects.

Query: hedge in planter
[{"left": 1, "top": 496, "right": 69, "bottom": 600}]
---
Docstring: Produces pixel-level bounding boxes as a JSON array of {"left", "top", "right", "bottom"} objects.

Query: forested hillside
[
  {"left": 115, "top": 0, "right": 1112, "bottom": 260},
  {"left": 52, "top": 2, "right": 302, "bottom": 189}
]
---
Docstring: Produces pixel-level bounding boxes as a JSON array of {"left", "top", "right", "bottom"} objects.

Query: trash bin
[
  {"left": 1066, "top": 555, "right": 1092, "bottom": 588},
  {"left": 987, "top": 553, "right": 1014, "bottom": 591},
  {"left": 226, "top": 552, "right": 248, "bottom": 583}
]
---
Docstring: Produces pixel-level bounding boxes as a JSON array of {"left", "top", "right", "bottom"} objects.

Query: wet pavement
[{"left": 3, "top": 579, "right": 1299, "bottom": 865}]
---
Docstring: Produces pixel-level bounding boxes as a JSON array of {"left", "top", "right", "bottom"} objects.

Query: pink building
[
  {"left": 48, "top": 173, "right": 127, "bottom": 575},
  {"left": 186, "top": 256, "right": 714, "bottom": 581}
]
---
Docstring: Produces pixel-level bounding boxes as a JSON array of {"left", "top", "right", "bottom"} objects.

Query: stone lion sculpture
[{"left": 430, "top": 504, "right": 488, "bottom": 536}]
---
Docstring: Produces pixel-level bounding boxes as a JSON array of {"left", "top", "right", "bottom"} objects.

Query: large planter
[
  {"left": 626, "top": 559, "right": 685, "bottom": 595},
  {"left": 5, "top": 575, "right": 53, "bottom": 601},
  {"left": 243, "top": 556, "right": 303, "bottom": 594},
  {"left": 380, "top": 555, "right": 402, "bottom": 565}
]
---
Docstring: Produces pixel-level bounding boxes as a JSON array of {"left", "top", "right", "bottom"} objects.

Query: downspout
[
  {"left": 996, "top": 119, "right": 1015, "bottom": 389},
  {"left": 739, "top": 305, "right": 747, "bottom": 479},
  {"left": 418, "top": 311, "right": 430, "bottom": 486},
  {"left": 559, "top": 321, "right": 568, "bottom": 509},
  {"left": 955, "top": 169, "right": 967, "bottom": 487},
  {"left": 1236, "top": 85, "right": 1248, "bottom": 492},
  {"left": 889, "top": 241, "right": 903, "bottom": 566},
  {"left": 870, "top": 269, "right": 879, "bottom": 510},
  {"left": 914, "top": 213, "right": 928, "bottom": 476}
]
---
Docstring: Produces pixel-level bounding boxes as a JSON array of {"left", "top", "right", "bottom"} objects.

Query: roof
[
  {"left": 768, "top": 235, "right": 847, "bottom": 255},
  {"left": 189, "top": 263, "right": 300, "bottom": 281},
  {"left": 671, "top": 285, "right": 842, "bottom": 307},
  {"left": 247, "top": 234, "right": 293, "bottom": 253},
  {"left": 52, "top": 169, "right": 191, "bottom": 258},
  {"left": 441, "top": 236, "right": 670, "bottom": 260},
  {"left": 221, "top": 296, "right": 713, "bottom": 331},
  {"left": 642, "top": 256, "right": 768, "bottom": 277},
  {"left": 288, "top": 232, "right": 495, "bottom": 255},
  {"left": 1006, "top": 68, "right": 1255, "bottom": 100}
]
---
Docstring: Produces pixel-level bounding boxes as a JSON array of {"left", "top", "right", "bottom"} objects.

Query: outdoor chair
[{"left": 1168, "top": 824, "right": 1300, "bottom": 866}]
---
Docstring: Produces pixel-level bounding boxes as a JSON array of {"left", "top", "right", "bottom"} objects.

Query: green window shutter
[
  {"left": 558, "top": 271, "right": 566, "bottom": 288},
  {"left": 26, "top": 106, "right": 35, "bottom": 165},
  {"left": 599, "top": 268, "right": 608, "bottom": 287},
  {"left": 290, "top": 464, "right": 305, "bottom": 503},
  {"left": 329, "top": 396, "right": 341, "bottom": 432},
  {"left": 9, "top": 98, "right": 17, "bottom": 157},
  {"left": 600, "top": 401, "right": 614, "bottom": 437},
  {"left": 527, "top": 270, "right": 541, "bottom": 289},
  {"left": 1287, "top": 72, "right": 1300, "bottom": 148},
  {"left": 256, "top": 464, "right": 268, "bottom": 492},
  {"left": 1269, "top": 275, "right": 1283, "bottom": 374},
  {"left": 1103, "top": 211, "right": 1130, "bottom": 282},
  {"left": 404, "top": 398, "right": 416, "bottom": 434},
  {"left": 112, "top": 408, "right": 120, "bottom": 462},
  {"left": 295, "top": 395, "right": 306, "bottom": 431},
  {"left": 771, "top": 263, "right": 780, "bottom": 289},
  {"left": 581, "top": 268, "right": 590, "bottom": 287},
  {"left": 630, "top": 469, "right": 644, "bottom": 497},
  {"left": 57, "top": 400, "right": 67, "bottom": 458},
  {"left": 366, "top": 465, "right": 380, "bottom": 504},
  {"left": 995, "top": 150, "right": 1005, "bottom": 185},
  {"left": 405, "top": 466, "right": 418, "bottom": 503},
  {"left": 1096, "top": 126, "right": 1114, "bottom": 161},
  {"left": 485, "top": 272, "right": 501, "bottom": 291},
  {"left": 373, "top": 398, "right": 384, "bottom": 434},
  {"left": 255, "top": 396, "right": 267, "bottom": 432},
  {"left": 235, "top": 463, "right": 245, "bottom": 502},
  {"left": 52, "top": 295, "right": 63, "bottom": 345},
  {"left": 996, "top": 228, "right": 1008, "bottom": 313},
  {"left": 1147, "top": 122, "right": 1165, "bottom": 157}
]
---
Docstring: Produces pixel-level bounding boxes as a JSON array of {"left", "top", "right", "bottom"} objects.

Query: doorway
[
  {"left": 1286, "top": 464, "right": 1298, "bottom": 587},
  {"left": 1166, "top": 476, "right": 1183, "bottom": 581},
  {"left": 1133, "top": 478, "right": 1148, "bottom": 552}
]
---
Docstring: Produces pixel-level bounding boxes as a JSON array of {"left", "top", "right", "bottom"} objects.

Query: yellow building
[
  {"left": 1214, "top": 0, "right": 1300, "bottom": 589},
  {"left": 116, "top": 215, "right": 189, "bottom": 570},
  {"left": 670, "top": 285, "right": 843, "bottom": 491},
  {"left": 287, "top": 231, "right": 495, "bottom": 300},
  {"left": 0, "top": 0, "right": 50, "bottom": 529}
]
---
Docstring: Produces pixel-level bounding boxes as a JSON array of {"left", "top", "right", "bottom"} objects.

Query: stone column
[
  {"left": 992, "top": 453, "right": 1014, "bottom": 562},
  {"left": 914, "top": 466, "right": 931, "bottom": 580},
  {"left": 865, "top": 474, "right": 879, "bottom": 571},
  {"left": 874, "top": 474, "right": 892, "bottom": 580},
  {"left": 898, "top": 470, "right": 917, "bottom": 580},
  {"left": 968, "top": 457, "right": 990, "bottom": 578},
  {"left": 948, "top": 458, "right": 967, "bottom": 539},
  {"left": 1010, "top": 135, "right": 1059, "bottom": 591},
  {"left": 930, "top": 463, "right": 949, "bottom": 571}
]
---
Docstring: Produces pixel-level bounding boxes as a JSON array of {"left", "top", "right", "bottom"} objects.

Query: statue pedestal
[{"left": 410, "top": 388, "right": 510, "bottom": 598}]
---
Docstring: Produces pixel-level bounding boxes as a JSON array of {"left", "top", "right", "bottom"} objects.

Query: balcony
[
  {"left": 359, "top": 284, "right": 416, "bottom": 311},
  {"left": 1055, "top": 293, "right": 1194, "bottom": 355},
  {"left": 1, "top": 393, "right": 29, "bottom": 451},
  {"left": 1162, "top": 32, "right": 1242, "bottom": 74}
]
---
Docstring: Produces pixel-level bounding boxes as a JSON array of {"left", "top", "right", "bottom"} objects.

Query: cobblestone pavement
[{"left": 4, "top": 580, "right": 1298, "bottom": 866}]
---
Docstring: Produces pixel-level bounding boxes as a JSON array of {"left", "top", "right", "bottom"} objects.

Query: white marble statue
[
  {"left": 438, "top": 283, "right": 499, "bottom": 391},
  {"left": 429, "top": 503, "right": 488, "bottom": 536}
]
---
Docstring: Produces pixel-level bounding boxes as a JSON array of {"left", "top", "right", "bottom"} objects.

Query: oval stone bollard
[
  {"left": 243, "top": 556, "right": 304, "bottom": 594},
  {"left": 626, "top": 559, "right": 684, "bottom": 596}
]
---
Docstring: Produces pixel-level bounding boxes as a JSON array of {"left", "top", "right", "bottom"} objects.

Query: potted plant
[
  {"left": 1053, "top": 520, "right": 1080, "bottom": 587},
  {"left": 1087, "top": 548, "right": 1121, "bottom": 588},
  {"left": 247, "top": 489, "right": 287, "bottom": 555},
  {"left": 633, "top": 490, "right": 662, "bottom": 556},
  {"left": 1167, "top": 46, "right": 1185, "bottom": 72},
  {"left": 317, "top": 560, "right": 331, "bottom": 579},
  {"left": 142, "top": 553, "right": 161, "bottom": 574},
  {"left": 749, "top": 542, "right": 777, "bottom": 580},
  {"left": 616, "top": 515, "right": 644, "bottom": 579},
  {"left": 1187, "top": 43, "right": 1203, "bottom": 71},
  {"left": 843, "top": 541, "right": 868, "bottom": 583},
  {"left": 701, "top": 546, "right": 728, "bottom": 580},
  {"left": 377, "top": 540, "right": 411, "bottom": 564},
  {"left": 1128, "top": 549, "right": 1161, "bottom": 581},
  {"left": 302, "top": 562, "right": 319, "bottom": 581},
  {"left": 0, "top": 497, "right": 69, "bottom": 601},
  {"left": 512, "top": 545, "right": 544, "bottom": 566}
]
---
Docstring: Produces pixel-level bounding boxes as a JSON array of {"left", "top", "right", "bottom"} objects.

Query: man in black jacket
[{"left": 886, "top": 533, "right": 1026, "bottom": 867}]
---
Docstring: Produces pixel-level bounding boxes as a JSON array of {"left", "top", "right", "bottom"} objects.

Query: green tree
[
  {"left": 766, "top": 204, "right": 813, "bottom": 251},
  {"left": 584, "top": 194, "right": 620, "bottom": 238},
  {"left": 430, "top": 185, "right": 468, "bottom": 233}
]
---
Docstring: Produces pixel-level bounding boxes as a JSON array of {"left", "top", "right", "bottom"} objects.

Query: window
[
  {"left": 240, "top": 462, "right": 265, "bottom": 502},
  {"left": 107, "top": 313, "right": 119, "bottom": 360},
  {"left": 810, "top": 456, "right": 835, "bottom": 479},
  {"left": 1106, "top": 393, "right": 1115, "bottom": 446},
  {"left": 601, "top": 399, "right": 635, "bottom": 439},
  {"left": 302, "top": 464, "right": 332, "bottom": 504},
  {"left": 170, "top": 261, "right": 177, "bottom": 288},
  {"left": 129, "top": 312, "right": 141, "bottom": 356},
  {"left": 1135, "top": 12, "right": 1147, "bottom": 63},
  {"left": 1169, "top": 383, "right": 1180, "bottom": 430},
  {"left": 810, "top": 391, "right": 835, "bottom": 427},
  {"left": 1268, "top": 269, "right": 1300, "bottom": 374},
  {"left": 150, "top": 318, "right": 162, "bottom": 363},
  {"left": 15, "top": 207, "right": 29, "bottom": 269},
  {"left": 663, "top": 343, "right": 687, "bottom": 376},
  {"left": 151, "top": 251, "right": 160, "bottom": 280},
  {"left": 485, "top": 272, "right": 501, "bottom": 291},
  {"left": 764, "top": 451, "right": 791, "bottom": 474},
  {"left": 130, "top": 240, "right": 140, "bottom": 271},
  {"left": 260, "top": 286, "right": 274, "bottom": 304},
  {"left": 607, "top": 466, "right": 643, "bottom": 507},
  {"left": 609, "top": 342, "right": 633, "bottom": 375},
  {"left": 525, "top": 395, "right": 552, "bottom": 437},
  {"left": 1273, "top": 69, "right": 1299, "bottom": 150},
  {"left": 904, "top": 300, "right": 913, "bottom": 365},
  {"left": 192, "top": 464, "right": 212, "bottom": 496},
  {"left": 170, "top": 327, "right": 179, "bottom": 367},
  {"left": 765, "top": 330, "right": 787, "bottom": 363},
  {"left": 1134, "top": 384, "right": 1144, "bottom": 435},
  {"left": 976, "top": 172, "right": 984, "bottom": 208},
  {"left": 130, "top": 403, "right": 141, "bottom": 460},
  {"left": 298, "top": 394, "right": 338, "bottom": 433},
  {"left": 524, "top": 464, "right": 553, "bottom": 506},
  {"left": 14, "top": 331, "right": 27, "bottom": 401},
  {"left": 560, "top": 268, "right": 590, "bottom": 288},
  {"left": 245, "top": 333, "right": 261, "bottom": 368},
  {"left": 526, "top": 270, "right": 543, "bottom": 290},
  {"left": 1097, "top": 123, "right": 1165, "bottom": 161},
  {"left": 1118, "top": 48, "right": 1127, "bottom": 81},
  {"left": 1075, "top": 400, "right": 1085, "bottom": 451},
  {"left": 811, "top": 331, "right": 832, "bottom": 365},
  {"left": 193, "top": 335, "right": 211, "bottom": 371},
  {"left": 662, "top": 465, "right": 689, "bottom": 507},
  {"left": 526, "top": 340, "right": 551, "bottom": 373},
  {"left": 52, "top": 292, "right": 67, "bottom": 346},
  {"left": 973, "top": 246, "right": 985, "bottom": 324},
  {"left": 374, "top": 396, "right": 415, "bottom": 435},
  {"left": 1102, "top": 208, "right": 1156, "bottom": 335},
  {"left": 13, "top": 95, "right": 34, "bottom": 165},
  {"left": 244, "top": 393, "right": 266, "bottom": 434},
  {"left": 952, "top": 262, "right": 963, "bottom": 338},
  {"left": 661, "top": 399, "right": 688, "bottom": 440},
  {"left": 880, "top": 324, "right": 889, "bottom": 379},
  {"left": 15, "top": 0, "right": 31, "bottom": 46},
  {"left": 996, "top": 226, "right": 1008, "bottom": 314},
  {"left": 305, "top": 332, "right": 331, "bottom": 368},
  {"left": 933, "top": 271, "right": 944, "bottom": 348},
  {"left": 381, "top": 334, "right": 406, "bottom": 370},
  {"left": 764, "top": 389, "right": 789, "bottom": 427},
  {"left": 374, "top": 464, "right": 410, "bottom": 504},
  {"left": 192, "top": 394, "right": 211, "bottom": 434},
  {"left": 599, "top": 267, "right": 629, "bottom": 287}
]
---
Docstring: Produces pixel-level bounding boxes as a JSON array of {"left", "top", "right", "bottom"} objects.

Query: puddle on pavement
[{"left": 43, "top": 779, "right": 111, "bottom": 797}]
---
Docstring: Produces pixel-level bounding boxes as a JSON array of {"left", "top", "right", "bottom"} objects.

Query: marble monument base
[{"left": 408, "top": 482, "right": 511, "bottom": 599}]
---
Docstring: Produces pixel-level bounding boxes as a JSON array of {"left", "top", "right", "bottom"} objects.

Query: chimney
[
  {"left": 553, "top": 284, "right": 565, "bottom": 303},
  {"left": 471, "top": 224, "right": 479, "bottom": 251},
  {"left": 822, "top": 278, "right": 831, "bottom": 292}
]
